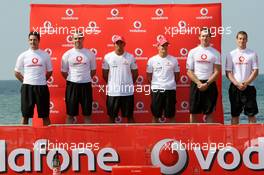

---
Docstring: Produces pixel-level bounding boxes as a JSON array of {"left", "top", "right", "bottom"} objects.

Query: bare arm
[
  {"left": 91, "top": 70, "right": 96, "bottom": 78},
  {"left": 14, "top": 71, "right": 23, "bottom": 83},
  {"left": 147, "top": 73, "right": 152, "bottom": 84},
  {"left": 131, "top": 69, "right": 138, "bottom": 83},
  {"left": 175, "top": 72, "right": 180, "bottom": 83},
  {"left": 102, "top": 69, "right": 109, "bottom": 83},
  {"left": 46, "top": 71, "right": 52, "bottom": 81},
  {"left": 243, "top": 69, "right": 258, "bottom": 86},
  {"left": 207, "top": 64, "right": 221, "bottom": 85},
  {"left": 186, "top": 69, "right": 202, "bottom": 86},
  {"left": 61, "top": 71, "right": 68, "bottom": 80}
]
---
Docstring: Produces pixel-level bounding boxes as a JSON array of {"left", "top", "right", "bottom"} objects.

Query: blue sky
[{"left": 0, "top": 0, "right": 263, "bottom": 80}]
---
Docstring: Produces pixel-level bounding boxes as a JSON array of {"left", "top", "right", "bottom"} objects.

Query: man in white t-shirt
[
  {"left": 147, "top": 37, "right": 180, "bottom": 123},
  {"left": 61, "top": 31, "right": 96, "bottom": 124},
  {"left": 102, "top": 35, "right": 138, "bottom": 123},
  {"left": 186, "top": 28, "right": 221, "bottom": 123},
  {"left": 14, "top": 31, "right": 53, "bottom": 126},
  {"left": 225, "top": 31, "right": 259, "bottom": 124}
]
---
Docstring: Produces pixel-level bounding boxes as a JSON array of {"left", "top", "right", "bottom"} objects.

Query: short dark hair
[
  {"left": 236, "top": 31, "right": 248, "bottom": 39},
  {"left": 28, "top": 31, "right": 40, "bottom": 40},
  {"left": 200, "top": 27, "right": 211, "bottom": 37}
]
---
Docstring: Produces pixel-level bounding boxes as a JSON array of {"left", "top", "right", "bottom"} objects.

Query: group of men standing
[{"left": 14, "top": 28, "right": 259, "bottom": 125}]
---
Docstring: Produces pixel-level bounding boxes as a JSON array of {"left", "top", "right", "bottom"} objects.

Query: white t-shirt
[
  {"left": 147, "top": 54, "right": 180, "bottom": 90},
  {"left": 225, "top": 48, "right": 259, "bottom": 85},
  {"left": 186, "top": 45, "right": 221, "bottom": 80},
  {"left": 61, "top": 48, "right": 96, "bottom": 83},
  {"left": 102, "top": 51, "right": 138, "bottom": 96},
  {"left": 14, "top": 49, "right": 53, "bottom": 85}
]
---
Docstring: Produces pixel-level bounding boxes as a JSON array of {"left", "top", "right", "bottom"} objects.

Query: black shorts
[
  {"left": 151, "top": 90, "right": 176, "bottom": 118},
  {"left": 21, "top": 84, "right": 50, "bottom": 118},
  {"left": 106, "top": 95, "right": 134, "bottom": 119},
  {"left": 189, "top": 80, "right": 218, "bottom": 115},
  {"left": 65, "top": 81, "right": 93, "bottom": 116},
  {"left": 229, "top": 83, "right": 258, "bottom": 117}
]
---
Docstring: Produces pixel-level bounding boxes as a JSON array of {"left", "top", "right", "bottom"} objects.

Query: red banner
[
  {"left": 1, "top": 124, "right": 264, "bottom": 174},
  {"left": 30, "top": 4, "right": 223, "bottom": 125}
]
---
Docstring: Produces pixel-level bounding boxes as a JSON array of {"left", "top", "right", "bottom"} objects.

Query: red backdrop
[{"left": 30, "top": 4, "right": 223, "bottom": 125}]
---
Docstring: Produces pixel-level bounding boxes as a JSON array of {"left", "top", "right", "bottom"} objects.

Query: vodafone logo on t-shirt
[
  {"left": 239, "top": 56, "right": 245, "bottom": 63},
  {"left": 76, "top": 56, "right": 83, "bottom": 63},
  {"left": 32, "top": 58, "right": 38, "bottom": 64},
  {"left": 201, "top": 54, "right": 207, "bottom": 60}
]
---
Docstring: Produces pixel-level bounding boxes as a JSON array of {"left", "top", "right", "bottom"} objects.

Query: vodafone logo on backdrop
[
  {"left": 62, "top": 8, "right": 78, "bottom": 20},
  {"left": 47, "top": 76, "right": 54, "bottom": 85},
  {"left": 134, "top": 48, "right": 143, "bottom": 57},
  {"left": 180, "top": 75, "right": 189, "bottom": 84},
  {"left": 180, "top": 48, "right": 188, "bottom": 57},
  {"left": 152, "top": 8, "right": 168, "bottom": 20},
  {"left": 196, "top": 7, "right": 213, "bottom": 20},
  {"left": 136, "top": 75, "right": 144, "bottom": 84},
  {"left": 49, "top": 101, "right": 59, "bottom": 113},
  {"left": 181, "top": 101, "right": 189, "bottom": 110},
  {"left": 92, "top": 76, "right": 99, "bottom": 85},
  {"left": 43, "top": 21, "right": 52, "bottom": 28},
  {"left": 135, "top": 101, "right": 148, "bottom": 113},
  {"left": 92, "top": 101, "right": 104, "bottom": 113},
  {"left": 178, "top": 20, "right": 187, "bottom": 28},
  {"left": 86, "top": 21, "right": 101, "bottom": 35},
  {"left": 111, "top": 8, "right": 119, "bottom": 17},
  {"left": 130, "top": 20, "right": 146, "bottom": 33},
  {"left": 107, "top": 8, "right": 123, "bottom": 20},
  {"left": 66, "top": 8, "right": 74, "bottom": 16},
  {"left": 151, "top": 139, "right": 187, "bottom": 174}
]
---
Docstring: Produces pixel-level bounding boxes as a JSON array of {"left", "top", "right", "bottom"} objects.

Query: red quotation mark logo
[
  {"left": 178, "top": 20, "right": 186, "bottom": 28},
  {"left": 49, "top": 101, "right": 54, "bottom": 110},
  {"left": 32, "top": 58, "right": 38, "bottom": 64},
  {"left": 136, "top": 75, "right": 144, "bottom": 84},
  {"left": 90, "top": 48, "right": 97, "bottom": 55},
  {"left": 136, "top": 101, "right": 144, "bottom": 110},
  {"left": 200, "top": 8, "right": 208, "bottom": 16},
  {"left": 180, "top": 75, "right": 188, "bottom": 84},
  {"left": 133, "top": 20, "right": 142, "bottom": 29},
  {"left": 155, "top": 8, "right": 164, "bottom": 16},
  {"left": 239, "top": 56, "right": 245, "bottom": 63},
  {"left": 45, "top": 48, "right": 52, "bottom": 56},
  {"left": 111, "top": 8, "right": 119, "bottom": 17},
  {"left": 92, "top": 101, "right": 99, "bottom": 110},
  {"left": 181, "top": 101, "right": 189, "bottom": 110},
  {"left": 89, "top": 21, "right": 96, "bottom": 28},
  {"left": 180, "top": 48, "right": 188, "bottom": 56},
  {"left": 135, "top": 48, "right": 143, "bottom": 57},
  {"left": 76, "top": 56, "right": 83, "bottom": 63},
  {"left": 201, "top": 54, "right": 207, "bottom": 60},
  {"left": 92, "top": 76, "right": 99, "bottom": 84},
  {"left": 66, "top": 35, "right": 73, "bottom": 43},
  {"left": 43, "top": 21, "right": 52, "bottom": 28},
  {"left": 151, "top": 139, "right": 187, "bottom": 174},
  {"left": 66, "top": 8, "right": 74, "bottom": 17}
]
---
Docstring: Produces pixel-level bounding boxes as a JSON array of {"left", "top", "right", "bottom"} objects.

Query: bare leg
[
  {"left": 21, "top": 117, "right": 29, "bottom": 125},
  {"left": 190, "top": 114, "right": 198, "bottom": 123},
  {"left": 231, "top": 116, "right": 239, "bottom": 125},
  {"left": 248, "top": 116, "right": 256, "bottom": 123},
  {"left": 43, "top": 117, "right": 51, "bottom": 126},
  {"left": 84, "top": 115, "right": 91, "bottom": 124},
  {"left": 205, "top": 113, "right": 213, "bottom": 123}
]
